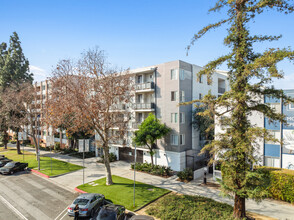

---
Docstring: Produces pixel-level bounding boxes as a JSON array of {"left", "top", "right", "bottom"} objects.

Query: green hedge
[
  {"left": 131, "top": 162, "right": 173, "bottom": 177},
  {"left": 264, "top": 167, "right": 294, "bottom": 203},
  {"left": 177, "top": 168, "right": 193, "bottom": 181}
]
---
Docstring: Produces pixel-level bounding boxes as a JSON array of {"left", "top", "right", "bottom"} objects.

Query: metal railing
[
  {"left": 135, "top": 82, "right": 155, "bottom": 91},
  {"left": 133, "top": 103, "right": 155, "bottom": 110}
]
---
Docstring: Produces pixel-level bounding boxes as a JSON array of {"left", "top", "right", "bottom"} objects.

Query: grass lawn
[
  {"left": 77, "top": 175, "right": 170, "bottom": 211},
  {"left": 146, "top": 193, "right": 236, "bottom": 220},
  {"left": 0, "top": 146, "right": 12, "bottom": 152},
  {"left": 1, "top": 148, "right": 83, "bottom": 176}
]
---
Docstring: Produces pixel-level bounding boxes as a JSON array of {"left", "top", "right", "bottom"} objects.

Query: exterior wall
[{"left": 143, "top": 149, "right": 186, "bottom": 171}]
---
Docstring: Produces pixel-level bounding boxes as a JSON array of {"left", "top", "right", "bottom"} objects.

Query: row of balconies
[{"left": 110, "top": 103, "right": 156, "bottom": 111}]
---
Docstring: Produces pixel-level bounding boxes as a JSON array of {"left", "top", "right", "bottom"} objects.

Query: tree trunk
[
  {"left": 3, "top": 131, "right": 8, "bottom": 149},
  {"left": 32, "top": 136, "right": 38, "bottom": 160},
  {"left": 103, "top": 144, "right": 113, "bottom": 185},
  {"left": 59, "top": 131, "right": 62, "bottom": 150},
  {"left": 233, "top": 194, "right": 246, "bottom": 219},
  {"left": 16, "top": 140, "right": 21, "bottom": 154},
  {"left": 150, "top": 150, "right": 154, "bottom": 166},
  {"left": 4, "top": 142, "right": 7, "bottom": 149}
]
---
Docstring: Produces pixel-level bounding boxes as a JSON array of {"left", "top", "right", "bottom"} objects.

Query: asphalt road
[{"left": 0, "top": 170, "right": 79, "bottom": 220}]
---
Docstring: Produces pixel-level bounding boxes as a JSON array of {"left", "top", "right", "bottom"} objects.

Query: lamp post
[
  {"left": 37, "top": 115, "right": 40, "bottom": 170},
  {"left": 133, "top": 143, "right": 137, "bottom": 208}
]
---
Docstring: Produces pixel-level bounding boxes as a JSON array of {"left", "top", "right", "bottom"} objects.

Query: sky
[{"left": 0, "top": 0, "right": 294, "bottom": 89}]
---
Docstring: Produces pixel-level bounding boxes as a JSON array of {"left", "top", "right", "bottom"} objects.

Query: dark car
[
  {"left": 0, "top": 155, "right": 5, "bottom": 158},
  {"left": 68, "top": 193, "right": 105, "bottom": 217},
  {"left": 130, "top": 215, "right": 154, "bottom": 220},
  {"left": 0, "top": 159, "right": 12, "bottom": 167},
  {"left": 96, "top": 204, "right": 125, "bottom": 220},
  {"left": 0, "top": 156, "right": 9, "bottom": 161},
  {"left": 0, "top": 162, "right": 28, "bottom": 175}
]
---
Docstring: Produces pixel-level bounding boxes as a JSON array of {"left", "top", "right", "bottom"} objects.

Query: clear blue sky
[{"left": 1, "top": 0, "right": 293, "bottom": 88}]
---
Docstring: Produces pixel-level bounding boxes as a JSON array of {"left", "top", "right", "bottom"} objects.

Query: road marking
[
  {"left": 0, "top": 195, "right": 28, "bottom": 220},
  {"left": 54, "top": 207, "right": 68, "bottom": 220},
  {"left": 59, "top": 210, "right": 68, "bottom": 220}
]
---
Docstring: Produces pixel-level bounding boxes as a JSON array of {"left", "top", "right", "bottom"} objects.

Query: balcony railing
[
  {"left": 218, "top": 87, "right": 225, "bottom": 94},
  {"left": 110, "top": 104, "right": 127, "bottom": 110},
  {"left": 133, "top": 103, "right": 155, "bottom": 110},
  {"left": 135, "top": 82, "right": 155, "bottom": 91}
]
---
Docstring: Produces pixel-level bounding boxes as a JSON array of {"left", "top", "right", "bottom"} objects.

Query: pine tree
[
  {"left": 188, "top": 1, "right": 294, "bottom": 218},
  {"left": 0, "top": 32, "right": 33, "bottom": 152}
]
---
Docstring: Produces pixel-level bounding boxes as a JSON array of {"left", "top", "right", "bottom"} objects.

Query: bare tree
[
  {"left": 0, "top": 83, "right": 44, "bottom": 158},
  {"left": 46, "top": 48, "right": 134, "bottom": 185}
]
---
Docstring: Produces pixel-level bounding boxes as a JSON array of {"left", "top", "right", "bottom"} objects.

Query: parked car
[
  {"left": 68, "top": 193, "right": 105, "bottom": 218},
  {"left": 96, "top": 204, "right": 125, "bottom": 220},
  {"left": 0, "top": 155, "right": 5, "bottom": 158},
  {"left": 130, "top": 215, "right": 155, "bottom": 220},
  {"left": 0, "top": 159, "right": 12, "bottom": 168},
  {"left": 0, "top": 156, "right": 8, "bottom": 161},
  {"left": 0, "top": 162, "right": 28, "bottom": 175}
]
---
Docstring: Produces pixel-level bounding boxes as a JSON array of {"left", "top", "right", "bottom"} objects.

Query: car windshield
[
  {"left": 4, "top": 163, "right": 14, "bottom": 167},
  {"left": 73, "top": 199, "right": 89, "bottom": 206},
  {"left": 97, "top": 210, "right": 116, "bottom": 220}
]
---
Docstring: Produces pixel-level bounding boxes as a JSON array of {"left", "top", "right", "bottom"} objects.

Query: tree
[
  {"left": 188, "top": 1, "right": 294, "bottom": 218},
  {"left": 0, "top": 32, "right": 33, "bottom": 152},
  {"left": 133, "top": 113, "right": 171, "bottom": 166},
  {"left": 193, "top": 104, "right": 214, "bottom": 141},
  {"left": 0, "top": 83, "right": 42, "bottom": 157},
  {"left": 46, "top": 47, "right": 134, "bottom": 185}
]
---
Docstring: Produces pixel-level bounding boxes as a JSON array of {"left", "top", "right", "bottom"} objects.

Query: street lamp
[
  {"left": 37, "top": 114, "right": 40, "bottom": 170},
  {"left": 133, "top": 143, "right": 137, "bottom": 208}
]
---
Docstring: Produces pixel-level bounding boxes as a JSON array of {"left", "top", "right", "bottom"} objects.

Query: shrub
[
  {"left": 97, "top": 153, "right": 117, "bottom": 163},
  {"left": 259, "top": 167, "right": 294, "bottom": 203},
  {"left": 177, "top": 168, "right": 193, "bottom": 181},
  {"left": 22, "top": 140, "right": 31, "bottom": 145},
  {"left": 54, "top": 142, "right": 61, "bottom": 151},
  {"left": 131, "top": 162, "right": 173, "bottom": 177}
]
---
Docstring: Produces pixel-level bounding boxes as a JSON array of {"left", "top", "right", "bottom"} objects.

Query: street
[{"left": 0, "top": 171, "right": 79, "bottom": 220}]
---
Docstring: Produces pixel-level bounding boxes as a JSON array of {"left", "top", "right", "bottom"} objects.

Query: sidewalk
[{"left": 8, "top": 144, "right": 294, "bottom": 219}]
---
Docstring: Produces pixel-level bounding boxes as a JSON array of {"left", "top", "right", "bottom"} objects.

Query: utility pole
[{"left": 37, "top": 115, "right": 40, "bottom": 170}]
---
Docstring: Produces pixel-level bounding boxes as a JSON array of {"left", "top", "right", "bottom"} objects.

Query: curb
[
  {"left": 74, "top": 187, "right": 87, "bottom": 194},
  {"left": 30, "top": 169, "right": 50, "bottom": 178}
]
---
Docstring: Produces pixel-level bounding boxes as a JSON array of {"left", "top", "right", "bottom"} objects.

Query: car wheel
[
  {"left": 91, "top": 209, "right": 95, "bottom": 217},
  {"left": 10, "top": 171, "right": 14, "bottom": 175}
]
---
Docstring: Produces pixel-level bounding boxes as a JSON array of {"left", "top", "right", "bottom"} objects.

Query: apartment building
[
  {"left": 108, "top": 60, "right": 228, "bottom": 171},
  {"left": 214, "top": 89, "right": 294, "bottom": 171},
  {"left": 31, "top": 60, "right": 228, "bottom": 171}
]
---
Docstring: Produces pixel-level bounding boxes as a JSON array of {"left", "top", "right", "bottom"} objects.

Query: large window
[
  {"left": 171, "top": 69, "right": 177, "bottom": 80},
  {"left": 180, "top": 91, "right": 185, "bottom": 102},
  {"left": 180, "top": 113, "right": 185, "bottom": 124},
  {"left": 180, "top": 134, "right": 185, "bottom": 145},
  {"left": 171, "top": 91, "right": 177, "bottom": 101},
  {"left": 171, "top": 113, "right": 178, "bottom": 123},
  {"left": 171, "top": 134, "right": 178, "bottom": 145}
]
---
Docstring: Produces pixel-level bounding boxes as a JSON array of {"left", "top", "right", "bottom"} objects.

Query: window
[
  {"left": 171, "top": 113, "right": 178, "bottom": 123},
  {"left": 137, "top": 75, "right": 143, "bottom": 83},
  {"left": 198, "top": 75, "right": 203, "bottom": 83},
  {"left": 42, "top": 85, "right": 46, "bottom": 90},
  {"left": 171, "top": 69, "right": 177, "bottom": 80},
  {"left": 171, "top": 135, "right": 178, "bottom": 145},
  {"left": 150, "top": 74, "right": 153, "bottom": 79},
  {"left": 137, "top": 94, "right": 143, "bottom": 103},
  {"left": 171, "top": 91, "right": 177, "bottom": 101},
  {"left": 199, "top": 93, "right": 202, "bottom": 100},
  {"left": 180, "top": 113, "right": 185, "bottom": 124},
  {"left": 180, "top": 91, "right": 185, "bottom": 102},
  {"left": 180, "top": 134, "right": 185, "bottom": 145}
]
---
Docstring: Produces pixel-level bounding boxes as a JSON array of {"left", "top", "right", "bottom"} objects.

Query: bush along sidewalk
[
  {"left": 97, "top": 153, "right": 117, "bottom": 163},
  {"left": 257, "top": 167, "right": 294, "bottom": 204},
  {"left": 131, "top": 162, "right": 173, "bottom": 177},
  {"left": 177, "top": 168, "right": 193, "bottom": 182}
]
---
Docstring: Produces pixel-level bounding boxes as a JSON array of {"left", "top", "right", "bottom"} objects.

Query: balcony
[
  {"left": 110, "top": 104, "right": 127, "bottom": 111},
  {"left": 135, "top": 82, "right": 155, "bottom": 92},
  {"left": 133, "top": 103, "right": 155, "bottom": 111},
  {"left": 218, "top": 87, "right": 225, "bottom": 94}
]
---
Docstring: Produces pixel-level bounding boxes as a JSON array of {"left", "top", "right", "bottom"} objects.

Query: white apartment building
[
  {"left": 33, "top": 60, "right": 229, "bottom": 171},
  {"left": 214, "top": 89, "right": 294, "bottom": 171}
]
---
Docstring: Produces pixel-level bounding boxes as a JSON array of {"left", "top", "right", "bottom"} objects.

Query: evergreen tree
[
  {"left": 133, "top": 113, "right": 171, "bottom": 166},
  {"left": 0, "top": 32, "right": 33, "bottom": 152},
  {"left": 188, "top": 1, "right": 294, "bottom": 218}
]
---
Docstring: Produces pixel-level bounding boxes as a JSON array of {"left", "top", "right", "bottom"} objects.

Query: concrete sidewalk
[{"left": 7, "top": 144, "right": 294, "bottom": 219}]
